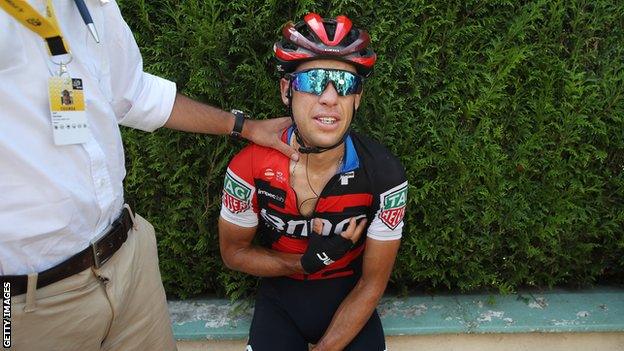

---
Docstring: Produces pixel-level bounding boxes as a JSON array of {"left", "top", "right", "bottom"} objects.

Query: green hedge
[{"left": 119, "top": 0, "right": 624, "bottom": 298}]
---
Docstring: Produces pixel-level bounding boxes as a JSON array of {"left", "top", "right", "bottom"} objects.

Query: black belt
[{"left": 1, "top": 207, "right": 133, "bottom": 297}]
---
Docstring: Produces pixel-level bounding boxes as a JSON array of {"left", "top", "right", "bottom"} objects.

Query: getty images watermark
[{"left": 2, "top": 282, "right": 10, "bottom": 348}]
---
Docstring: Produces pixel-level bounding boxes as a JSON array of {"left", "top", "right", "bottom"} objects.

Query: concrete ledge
[{"left": 169, "top": 286, "right": 624, "bottom": 341}]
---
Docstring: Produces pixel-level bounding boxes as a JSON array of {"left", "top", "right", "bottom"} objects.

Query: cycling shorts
[{"left": 247, "top": 275, "right": 386, "bottom": 351}]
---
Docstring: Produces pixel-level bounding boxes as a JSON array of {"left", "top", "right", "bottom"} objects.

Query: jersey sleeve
[
  {"left": 219, "top": 145, "right": 258, "bottom": 227},
  {"left": 367, "top": 157, "right": 408, "bottom": 241}
]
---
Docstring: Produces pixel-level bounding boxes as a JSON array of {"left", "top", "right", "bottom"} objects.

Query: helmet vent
[{"left": 325, "top": 23, "right": 337, "bottom": 42}]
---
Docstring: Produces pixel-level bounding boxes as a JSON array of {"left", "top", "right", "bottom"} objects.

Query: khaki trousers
[{"left": 9, "top": 213, "right": 177, "bottom": 351}]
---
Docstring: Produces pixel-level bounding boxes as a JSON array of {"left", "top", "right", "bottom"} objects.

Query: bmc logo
[{"left": 260, "top": 209, "right": 366, "bottom": 237}]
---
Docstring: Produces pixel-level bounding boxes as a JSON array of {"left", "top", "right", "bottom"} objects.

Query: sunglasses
[{"left": 287, "top": 68, "right": 363, "bottom": 96}]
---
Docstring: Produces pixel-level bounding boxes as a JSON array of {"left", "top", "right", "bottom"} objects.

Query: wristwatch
[{"left": 230, "top": 109, "right": 248, "bottom": 140}]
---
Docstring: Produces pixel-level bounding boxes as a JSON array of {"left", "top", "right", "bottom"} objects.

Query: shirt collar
[{"left": 286, "top": 126, "right": 360, "bottom": 173}]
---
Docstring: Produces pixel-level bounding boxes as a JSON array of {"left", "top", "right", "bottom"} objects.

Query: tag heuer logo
[
  {"left": 379, "top": 183, "right": 407, "bottom": 230},
  {"left": 223, "top": 172, "right": 252, "bottom": 213}
]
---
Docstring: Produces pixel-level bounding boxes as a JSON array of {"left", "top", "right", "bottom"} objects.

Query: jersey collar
[{"left": 285, "top": 126, "right": 360, "bottom": 173}]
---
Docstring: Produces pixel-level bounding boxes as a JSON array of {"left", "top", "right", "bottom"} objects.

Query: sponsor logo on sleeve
[
  {"left": 379, "top": 182, "right": 408, "bottom": 230},
  {"left": 223, "top": 171, "right": 253, "bottom": 213}
]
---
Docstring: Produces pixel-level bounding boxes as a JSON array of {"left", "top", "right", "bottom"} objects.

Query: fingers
[
  {"left": 340, "top": 217, "right": 368, "bottom": 243},
  {"left": 351, "top": 218, "right": 368, "bottom": 242},
  {"left": 274, "top": 138, "right": 299, "bottom": 161},
  {"left": 311, "top": 218, "right": 323, "bottom": 235},
  {"left": 272, "top": 117, "right": 299, "bottom": 161},
  {"left": 250, "top": 117, "right": 299, "bottom": 161}
]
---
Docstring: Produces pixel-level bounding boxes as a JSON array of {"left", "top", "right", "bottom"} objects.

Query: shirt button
[{"left": 97, "top": 179, "right": 105, "bottom": 187}]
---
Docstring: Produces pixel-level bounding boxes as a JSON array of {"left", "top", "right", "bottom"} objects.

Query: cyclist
[{"left": 219, "top": 13, "right": 408, "bottom": 351}]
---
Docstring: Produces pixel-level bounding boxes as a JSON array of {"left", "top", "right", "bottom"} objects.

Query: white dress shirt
[{"left": 0, "top": 0, "right": 177, "bottom": 275}]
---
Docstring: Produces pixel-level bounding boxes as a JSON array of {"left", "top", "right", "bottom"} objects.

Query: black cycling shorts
[{"left": 247, "top": 275, "right": 386, "bottom": 351}]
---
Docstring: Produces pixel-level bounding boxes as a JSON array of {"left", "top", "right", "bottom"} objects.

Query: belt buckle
[
  {"left": 90, "top": 220, "right": 120, "bottom": 269},
  {"left": 90, "top": 232, "right": 108, "bottom": 269}
]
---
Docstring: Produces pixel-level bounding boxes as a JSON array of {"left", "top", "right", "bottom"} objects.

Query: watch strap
[{"left": 230, "top": 109, "right": 247, "bottom": 139}]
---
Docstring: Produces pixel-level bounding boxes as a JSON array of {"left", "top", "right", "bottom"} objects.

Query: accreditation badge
[{"left": 48, "top": 76, "right": 89, "bottom": 145}]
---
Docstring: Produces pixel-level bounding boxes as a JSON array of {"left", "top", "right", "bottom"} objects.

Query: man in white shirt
[{"left": 0, "top": 0, "right": 297, "bottom": 350}]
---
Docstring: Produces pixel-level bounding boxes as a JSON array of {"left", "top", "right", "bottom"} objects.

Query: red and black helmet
[{"left": 274, "top": 13, "right": 377, "bottom": 77}]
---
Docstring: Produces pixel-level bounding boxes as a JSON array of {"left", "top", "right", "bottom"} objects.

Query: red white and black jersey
[{"left": 220, "top": 127, "right": 408, "bottom": 280}]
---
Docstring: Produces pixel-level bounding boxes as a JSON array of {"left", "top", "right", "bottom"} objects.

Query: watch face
[
  {"left": 231, "top": 109, "right": 247, "bottom": 118},
  {"left": 229, "top": 131, "right": 243, "bottom": 141}
]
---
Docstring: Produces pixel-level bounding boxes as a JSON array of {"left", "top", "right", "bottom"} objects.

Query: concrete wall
[
  {"left": 177, "top": 332, "right": 624, "bottom": 351},
  {"left": 172, "top": 288, "right": 624, "bottom": 350}
]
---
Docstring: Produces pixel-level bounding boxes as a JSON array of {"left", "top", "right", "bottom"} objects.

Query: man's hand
[
  {"left": 243, "top": 117, "right": 299, "bottom": 161},
  {"left": 300, "top": 217, "right": 367, "bottom": 274}
]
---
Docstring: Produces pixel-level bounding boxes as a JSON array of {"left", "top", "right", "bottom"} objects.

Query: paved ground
[{"left": 177, "top": 332, "right": 624, "bottom": 351}]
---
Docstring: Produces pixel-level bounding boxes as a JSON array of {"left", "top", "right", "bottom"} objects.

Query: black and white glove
[{"left": 300, "top": 230, "right": 354, "bottom": 274}]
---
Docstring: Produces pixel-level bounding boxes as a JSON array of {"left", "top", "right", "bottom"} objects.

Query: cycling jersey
[{"left": 220, "top": 127, "right": 408, "bottom": 280}]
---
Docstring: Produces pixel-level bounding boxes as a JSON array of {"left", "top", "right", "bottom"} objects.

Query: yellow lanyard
[{"left": 0, "top": 0, "right": 70, "bottom": 56}]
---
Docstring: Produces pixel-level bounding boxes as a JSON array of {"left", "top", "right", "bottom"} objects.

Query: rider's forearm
[{"left": 222, "top": 245, "right": 305, "bottom": 277}]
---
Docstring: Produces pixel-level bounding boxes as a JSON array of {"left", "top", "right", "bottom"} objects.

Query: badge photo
[{"left": 48, "top": 76, "right": 89, "bottom": 145}]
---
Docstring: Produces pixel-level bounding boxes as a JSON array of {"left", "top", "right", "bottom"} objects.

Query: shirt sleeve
[
  {"left": 104, "top": 0, "right": 176, "bottom": 132},
  {"left": 220, "top": 145, "right": 259, "bottom": 228},
  {"left": 367, "top": 154, "right": 408, "bottom": 241}
]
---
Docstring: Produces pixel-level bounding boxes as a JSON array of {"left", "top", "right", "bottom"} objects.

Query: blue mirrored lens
[{"left": 291, "top": 69, "right": 362, "bottom": 96}]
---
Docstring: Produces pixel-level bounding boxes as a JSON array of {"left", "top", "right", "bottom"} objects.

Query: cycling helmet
[{"left": 274, "top": 13, "right": 376, "bottom": 77}]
